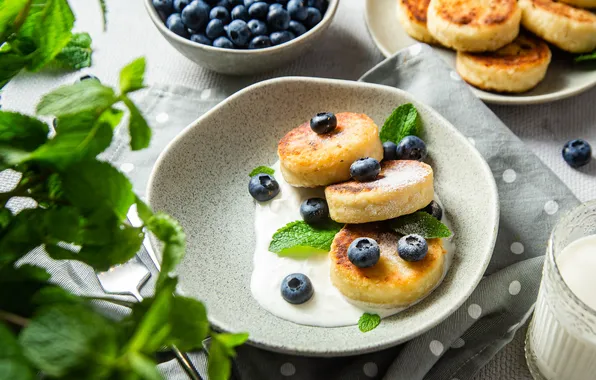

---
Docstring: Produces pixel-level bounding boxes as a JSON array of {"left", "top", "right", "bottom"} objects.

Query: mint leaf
[
  {"left": 50, "top": 32, "right": 92, "bottom": 70},
  {"left": 0, "top": 209, "right": 45, "bottom": 267},
  {"left": 36, "top": 80, "right": 118, "bottom": 117},
  {"left": 358, "top": 313, "right": 380, "bottom": 333},
  {"left": 120, "top": 57, "right": 146, "bottom": 94},
  {"left": 390, "top": 211, "right": 451, "bottom": 239},
  {"left": 269, "top": 220, "right": 343, "bottom": 257},
  {"left": 208, "top": 332, "right": 249, "bottom": 380},
  {"left": 0, "top": 0, "right": 31, "bottom": 41},
  {"left": 129, "top": 352, "right": 162, "bottom": 380},
  {"left": 576, "top": 51, "right": 596, "bottom": 63},
  {"left": 123, "top": 95, "right": 151, "bottom": 151},
  {"left": 168, "top": 297, "right": 209, "bottom": 351},
  {"left": 146, "top": 213, "right": 185, "bottom": 288},
  {"left": 135, "top": 196, "right": 154, "bottom": 224},
  {"left": 249, "top": 165, "right": 274, "bottom": 177},
  {"left": 379, "top": 104, "right": 421, "bottom": 144},
  {"left": 0, "top": 111, "right": 48, "bottom": 151},
  {"left": 0, "top": 51, "right": 29, "bottom": 89},
  {"left": 0, "top": 322, "right": 35, "bottom": 380}
]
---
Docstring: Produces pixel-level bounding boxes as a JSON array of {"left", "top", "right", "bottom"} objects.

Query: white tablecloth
[{"left": 4, "top": 0, "right": 596, "bottom": 378}]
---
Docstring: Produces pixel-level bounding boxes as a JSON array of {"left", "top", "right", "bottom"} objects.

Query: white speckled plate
[
  {"left": 365, "top": 0, "right": 596, "bottom": 105},
  {"left": 147, "top": 77, "right": 499, "bottom": 356}
]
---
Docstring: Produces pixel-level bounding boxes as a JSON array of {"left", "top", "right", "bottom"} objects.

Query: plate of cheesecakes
[
  {"left": 365, "top": 0, "right": 596, "bottom": 105},
  {"left": 147, "top": 77, "right": 499, "bottom": 355}
]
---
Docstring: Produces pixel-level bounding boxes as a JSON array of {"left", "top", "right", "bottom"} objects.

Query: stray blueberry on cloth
[{"left": 562, "top": 139, "right": 592, "bottom": 168}]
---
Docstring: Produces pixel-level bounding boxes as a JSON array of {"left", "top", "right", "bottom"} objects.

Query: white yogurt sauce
[{"left": 250, "top": 162, "right": 455, "bottom": 327}]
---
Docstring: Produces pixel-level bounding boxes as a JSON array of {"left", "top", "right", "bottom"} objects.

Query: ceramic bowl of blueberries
[{"left": 145, "top": 0, "right": 338, "bottom": 75}]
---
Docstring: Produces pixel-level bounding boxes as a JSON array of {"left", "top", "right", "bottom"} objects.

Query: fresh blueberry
[
  {"left": 247, "top": 19, "right": 268, "bottom": 35},
  {"left": 398, "top": 234, "right": 428, "bottom": 262},
  {"left": 216, "top": 0, "right": 231, "bottom": 7},
  {"left": 166, "top": 13, "right": 190, "bottom": 37},
  {"left": 77, "top": 74, "right": 100, "bottom": 82},
  {"left": 287, "top": 0, "right": 307, "bottom": 20},
  {"left": 244, "top": 0, "right": 258, "bottom": 6},
  {"left": 248, "top": 173, "right": 279, "bottom": 201},
  {"left": 300, "top": 198, "right": 329, "bottom": 224},
  {"left": 248, "top": 35, "right": 271, "bottom": 48},
  {"left": 153, "top": 0, "right": 173, "bottom": 14},
  {"left": 288, "top": 20, "right": 307, "bottom": 36},
  {"left": 204, "top": 0, "right": 219, "bottom": 4},
  {"left": 227, "top": 19, "right": 251, "bottom": 46},
  {"left": 562, "top": 139, "right": 592, "bottom": 168},
  {"left": 269, "top": 2, "right": 283, "bottom": 10},
  {"left": 181, "top": 1, "right": 210, "bottom": 30},
  {"left": 304, "top": 6, "right": 321, "bottom": 28},
  {"left": 382, "top": 141, "right": 398, "bottom": 161},
  {"left": 348, "top": 238, "right": 380, "bottom": 268},
  {"left": 173, "top": 0, "right": 190, "bottom": 12},
  {"left": 396, "top": 135, "right": 427, "bottom": 161},
  {"left": 248, "top": 1, "right": 269, "bottom": 19},
  {"left": 350, "top": 158, "right": 381, "bottom": 182},
  {"left": 422, "top": 200, "right": 443, "bottom": 220},
  {"left": 210, "top": 6, "right": 231, "bottom": 23},
  {"left": 267, "top": 7, "right": 290, "bottom": 30},
  {"left": 191, "top": 33, "right": 213, "bottom": 44},
  {"left": 309, "top": 112, "right": 337, "bottom": 134},
  {"left": 270, "top": 30, "right": 293, "bottom": 44},
  {"left": 205, "top": 19, "right": 225, "bottom": 38},
  {"left": 213, "top": 35, "right": 235, "bottom": 48},
  {"left": 307, "top": 0, "right": 326, "bottom": 12},
  {"left": 281, "top": 273, "right": 314, "bottom": 304},
  {"left": 276, "top": 0, "right": 289, "bottom": 5},
  {"left": 231, "top": 4, "right": 249, "bottom": 20},
  {"left": 229, "top": 0, "right": 244, "bottom": 5}
]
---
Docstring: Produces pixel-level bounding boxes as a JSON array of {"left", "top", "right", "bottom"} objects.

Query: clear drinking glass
[{"left": 525, "top": 200, "right": 596, "bottom": 380}]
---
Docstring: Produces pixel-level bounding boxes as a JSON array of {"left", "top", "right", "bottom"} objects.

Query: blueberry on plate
[
  {"left": 166, "top": 13, "right": 190, "bottom": 37},
  {"left": 269, "top": 2, "right": 283, "bottom": 10},
  {"left": 382, "top": 141, "right": 398, "bottom": 161},
  {"left": 398, "top": 234, "right": 428, "bottom": 262},
  {"left": 249, "top": 173, "right": 280, "bottom": 201},
  {"left": 307, "top": 0, "right": 326, "bottom": 12},
  {"left": 213, "top": 35, "right": 235, "bottom": 48},
  {"left": 310, "top": 112, "right": 337, "bottom": 134},
  {"left": 229, "top": 0, "right": 244, "bottom": 5},
  {"left": 181, "top": 1, "right": 210, "bottom": 30},
  {"left": 422, "top": 200, "right": 443, "bottom": 220},
  {"left": 248, "top": 35, "right": 272, "bottom": 48},
  {"left": 153, "top": 0, "right": 173, "bottom": 14},
  {"left": 396, "top": 135, "right": 427, "bottom": 161},
  {"left": 231, "top": 4, "right": 249, "bottom": 20},
  {"left": 227, "top": 19, "right": 252, "bottom": 46},
  {"left": 288, "top": 20, "right": 307, "bottom": 36},
  {"left": 267, "top": 7, "right": 290, "bottom": 30},
  {"left": 350, "top": 158, "right": 381, "bottom": 182},
  {"left": 190, "top": 33, "right": 213, "bottom": 44},
  {"left": 287, "top": 0, "right": 307, "bottom": 20},
  {"left": 173, "top": 0, "right": 190, "bottom": 12},
  {"left": 281, "top": 273, "right": 314, "bottom": 304},
  {"left": 78, "top": 74, "right": 100, "bottom": 82},
  {"left": 206, "top": 19, "right": 225, "bottom": 38},
  {"left": 210, "top": 6, "right": 231, "bottom": 23},
  {"left": 270, "top": 30, "right": 293, "bottom": 45},
  {"left": 348, "top": 238, "right": 380, "bottom": 268},
  {"left": 247, "top": 19, "right": 268, "bottom": 35},
  {"left": 248, "top": 1, "right": 269, "bottom": 19},
  {"left": 304, "top": 6, "right": 322, "bottom": 28},
  {"left": 244, "top": 0, "right": 258, "bottom": 6},
  {"left": 300, "top": 198, "right": 329, "bottom": 224},
  {"left": 562, "top": 139, "right": 592, "bottom": 168},
  {"left": 216, "top": 0, "right": 231, "bottom": 7}
]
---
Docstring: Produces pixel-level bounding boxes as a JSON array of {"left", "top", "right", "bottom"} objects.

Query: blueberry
[
  {"left": 248, "top": 35, "right": 272, "bottom": 48},
  {"left": 247, "top": 19, "right": 268, "bottom": 35},
  {"left": 153, "top": 0, "right": 173, "bottom": 14},
  {"left": 288, "top": 20, "right": 307, "bottom": 36},
  {"left": 244, "top": 0, "right": 258, "bottom": 6},
  {"left": 248, "top": 1, "right": 269, "bottom": 19},
  {"left": 231, "top": 4, "right": 249, "bottom": 20},
  {"left": 190, "top": 33, "right": 212, "bottom": 44},
  {"left": 166, "top": 13, "right": 190, "bottom": 37},
  {"left": 281, "top": 273, "right": 314, "bottom": 304},
  {"left": 309, "top": 112, "right": 336, "bottom": 134},
  {"left": 204, "top": 0, "right": 219, "bottom": 4},
  {"left": 350, "top": 158, "right": 381, "bottom": 182},
  {"left": 213, "top": 35, "right": 235, "bottom": 48},
  {"left": 267, "top": 7, "right": 290, "bottom": 30},
  {"left": 173, "top": 0, "right": 190, "bottom": 12},
  {"left": 382, "top": 141, "right": 398, "bottom": 161},
  {"left": 229, "top": 0, "right": 244, "bottom": 5},
  {"left": 422, "top": 200, "right": 443, "bottom": 220},
  {"left": 210, "top": 6, "right": 231, "bottom": 23},
  {"left": 206, "top": 19, "right": 225, "bottom": 38},
  {"left": 270, "top": 30, "right": 293, "bottom": 44},
  {"left": 348, "top": 238, "right": 380, "bottom": 268},
  {"left": 248, "top": 173, "right": 280, "bottom": 201},
  {"left": 181, "top": 1, "right": 210, "bottom": 30},
  {"left": 396, "top": 135, "right": 427, "bottom": 161},
  {"left": 216, "top": 0, "right": 231, "bottom": 7},
  {"left": 300, "top": 198, "right": 329, "bottom": 224},
  {"left": 563, "top": 139, "right": 592, "bottom": 168},
  {"left": 398, "top": 234, "right": 428, "bottom": 262},
  {"left": 287, "top": 0, "right": 307, "bottom": 20},
  {"left": 269, "top": 2, "right": 283, "bottom": 10},
  {"left": 227, "top": 19, "right": 251, "bottom": 46},
  {"left": 77, "top": 74, "right": 100, "bottom": 82},
  {"left": 307, "top": 0, "right": 326, "bottom": 12},
  {"left": 304, "top": 6, "right": 321, "bottom": 28},
  {"left": 276, "top": 0, "right": 289, "bottom": 5}
]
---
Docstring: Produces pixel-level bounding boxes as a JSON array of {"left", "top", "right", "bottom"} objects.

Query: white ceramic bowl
[{"left": 144, "top": 0, "right": 339, "bottom": 75}]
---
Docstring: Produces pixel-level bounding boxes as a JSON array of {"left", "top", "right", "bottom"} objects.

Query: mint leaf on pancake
[
  {"left": 269, "top": 220, "right": 343, "bottom": 257},
  {"left": 575, "top": 51, "right": 596, "bottom": 63},
  {"left": 358, "top": 313, "right": 381, "bottom": 333},
  {"left": 390, "top": 211, "right": 452, "bottom": 239},
  {"left": 379, "top": 103, "right": 421, "bottom": 144},
  {"left": 249, "top": 165, "right": 274, "bottom": 177}
]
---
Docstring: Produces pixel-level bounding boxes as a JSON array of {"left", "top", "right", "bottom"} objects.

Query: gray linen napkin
[{"left": 11, "top": 44, "right": 580, "bottom": 380}]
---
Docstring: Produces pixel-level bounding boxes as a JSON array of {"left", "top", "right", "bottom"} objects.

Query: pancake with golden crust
[
  {"left": 397, "top": 0, "right": 438, "bottom": 44},
  {"left": 456, "top": 34, "right": 552, "bottom": 93},
  {"left": 330, "top": 223, "right": 446, "bottom": 308},
  {"left": 278, "top": 112, "right": 383, "bottom": 188},
  {"left": 519, "top": 0, "right": 596, "bottom": 53},
  {"left": 427, "top": 0, "right": 521, "bottom": 52},
  {"left": 325, "top": 160, "right": 434, "bottom": 224},
  {"left": 558, "top": 0, "right": 596, "bottom": 8}
]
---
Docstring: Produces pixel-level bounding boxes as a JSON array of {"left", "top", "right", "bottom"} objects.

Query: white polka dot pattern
[
  {"left": 544, "top": 200, "right": 559, "bottom": 215},
  {"left": 510, "top": 242, "right": 524, "bottom": 255},
  {"left": 509, "top": 280, "right": 521, "bottom": 295},
  {"left": 200, "top": 88, "right": 212, "bottom": 100},
  {"left": 429, "top": 340, "right": 444, "bottom": 356},
  {"left": 502, "top": 169, "right": 516, "bottom": 183},
  {"left": 119, "top": 163, "right": 135, "bottom": 173},
  {"left": 363, "top": 362, "right": 378, "bottom": 378},
  {"left": 156, "top": 112, "right": 169, "bottom": 123},
  {"left": 409, "top": 44, "right": 422, "bottom": 56},
  {"left": 468, "top": 304, "right": 482, "bottom": 319},
  {"left": 280, "top": 363, "right": 295, "bottom": 376}
]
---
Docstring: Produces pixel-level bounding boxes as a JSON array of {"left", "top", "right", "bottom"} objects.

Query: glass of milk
[{"left": 525, "top": 200, "right": 596, "bottom": 380}]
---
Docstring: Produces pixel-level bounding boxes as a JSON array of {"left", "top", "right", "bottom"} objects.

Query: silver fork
[{"left": 96, "top": 209, "right": 202, "bottom": 380}]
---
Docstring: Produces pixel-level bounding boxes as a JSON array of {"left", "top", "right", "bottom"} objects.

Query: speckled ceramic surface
[
  {"left": 143, "top": 0, "right": 338, "bottom": 75},
  {"left": 147, "top": 77, "right": 499, "bottom": 356}
]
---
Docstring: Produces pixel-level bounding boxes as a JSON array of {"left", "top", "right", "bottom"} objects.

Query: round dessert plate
[
  {"left": 365, "top": 0, "right": 596, "bottom": 105},
  {"left": 147, "top": 77, "right": 499, "bottom": 356}
]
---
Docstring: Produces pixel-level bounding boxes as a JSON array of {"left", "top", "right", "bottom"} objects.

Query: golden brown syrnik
[{"left": 397, "top": 0, "right": 438, "bottom": 44}]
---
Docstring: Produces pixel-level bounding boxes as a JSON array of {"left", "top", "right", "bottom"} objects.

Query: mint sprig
[
  {"left": 269, "top": 220, "right": 343, "bottom": 257},
  {"left": 358, "top": 313, "right": 381, "bottom": 333},
  {"left": 390, "top": 211, "right": 452, "bottom": 239},
  {"left": 575, "top": 51, "right": 596, "bottom": 63},
  {"left": 249, "top": 165, "right": 275, "bottom": 177},
  {"left": 379, "top": 103, "right": 421, "bottom": 144},
  {"left": 50, "top": 32, "right": 93, "bottom": 70}
]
